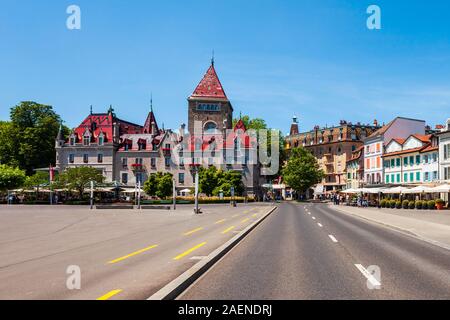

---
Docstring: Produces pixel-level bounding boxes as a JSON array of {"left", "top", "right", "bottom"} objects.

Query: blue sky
[{"left": 1, "top": 0, "right": 450, "bottom": 135}]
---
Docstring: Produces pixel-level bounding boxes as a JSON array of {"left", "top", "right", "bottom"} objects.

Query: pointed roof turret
[
  {"left": 191, "top": 62, "right": 228, "bottom": 100},
  {"left": 143, "top": 96, "right": 159, "bottom": 134}
]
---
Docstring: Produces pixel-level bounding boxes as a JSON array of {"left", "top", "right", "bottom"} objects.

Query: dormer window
[
  {"left": 69, "top": 136, "right": 76, "bottom": 146},
  {"left": 98, "top": 133, "right": 105, "bottom": 146},
  {"left": 83, "top": 134, "right": 91, "bottom": 146}
]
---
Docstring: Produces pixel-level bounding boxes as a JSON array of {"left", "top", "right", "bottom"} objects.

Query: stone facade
[
  {"left": 55, "top": 62, "right": 262, "bottom": 197},
  {"left": 285, "top": 119, "right": 379, "bottom": 192}
]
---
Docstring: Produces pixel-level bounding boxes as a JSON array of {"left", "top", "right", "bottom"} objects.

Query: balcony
[
  {"left": 131, "top": 163, "right": 145, "bottom": 173},
  {"left": 162, "top": 148, "right": 171, "bottom": 157}
]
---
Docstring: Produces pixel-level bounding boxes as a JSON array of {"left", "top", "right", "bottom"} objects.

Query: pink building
[{"left": 363, "top": 117, "right": 425, "bottom": 185}]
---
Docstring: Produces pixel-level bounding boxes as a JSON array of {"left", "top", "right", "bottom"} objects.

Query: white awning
[
  {"left": 429, "top": 184, "right": 450, "bottom": 193},
  {"left": 402, "top": 186, "right": 434, "bottom": 194},
  {"left": 314, "top": 184, "right": 324, "bottom": 195},
  {"left": 383, "top": 186, "right": 410, "bottom": 194},
  {"left": 180, "top": 188, "right": 192, "bottom": 193}
]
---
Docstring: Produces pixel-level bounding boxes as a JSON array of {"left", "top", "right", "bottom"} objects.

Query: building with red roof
[{"left": 55, "top": 61, "right": 262, "bottom": 197}]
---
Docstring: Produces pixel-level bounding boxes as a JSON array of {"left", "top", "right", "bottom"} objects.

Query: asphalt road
[
  {"left": 180, "top": 202, "right": 450, "bottom": 300},
  {"left": 0, "top": 203, "right": 274, "bottom": 300}
]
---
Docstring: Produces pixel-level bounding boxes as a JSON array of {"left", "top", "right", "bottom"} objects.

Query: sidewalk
[{"left": 330, "top": 204, "right": 450, "bottom": 250}]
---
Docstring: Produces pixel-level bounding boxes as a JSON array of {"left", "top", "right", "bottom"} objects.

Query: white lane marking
[
  {"left": 312, "top": 217, "right": 316, "bottom": 220},
  {"left": 355, "top": 264, "right": 381, "bottom": 288},
  {"left": 308, "top": 212, "right": 311, "bottom": 215},
  {"left": 328, "top": 235, "right": 338, "bottom": 243},
  {"left": 317, "top": 223, "right": 323, "bottom": 227}
]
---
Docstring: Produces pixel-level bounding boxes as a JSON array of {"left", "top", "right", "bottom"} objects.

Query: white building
[
  {"left": 383, "top": 134, "right": 437, "bottom": 185},
  {"left": 364, "top": 117, "right": 425, "bottom": 185},
  {"left": 438, "top": 119, "right": 450, "bottom": 183}
]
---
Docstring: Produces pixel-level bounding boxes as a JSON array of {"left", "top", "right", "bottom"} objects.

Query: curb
[
  {"left": 147, "top": 206, "right": 277, "bottom": 300},
  {"left": 328, "top": 204, "right": 450, "bottom": 251}
]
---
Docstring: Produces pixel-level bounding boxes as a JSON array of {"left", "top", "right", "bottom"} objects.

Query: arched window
[{"left": 204, "top": 122, "right": 218, "bottom": 133}]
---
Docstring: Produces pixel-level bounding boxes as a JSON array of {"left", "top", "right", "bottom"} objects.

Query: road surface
[{"left": 180, "top": 202, "right": 450, "bottom": 300}]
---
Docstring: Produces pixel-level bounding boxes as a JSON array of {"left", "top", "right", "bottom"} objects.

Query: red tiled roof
[
  {"left": 420, "top": 145, "right": 438, "bottom": 153},
  {"left": 392, "top": 138, "right": 405, "bottom": 145},
  {"left": 191, "top": 64, "right": 228, "bottom": 99},
  {"left": 411, "top": 134, "right": 432, "bottom": 143},
  {"left": 382, "top": 146, "right": 424, "bottom": 157}
]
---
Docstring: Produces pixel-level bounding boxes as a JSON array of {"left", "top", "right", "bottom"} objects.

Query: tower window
[{"left": 197, "top": 104, "right": 220, "bottom": 111}]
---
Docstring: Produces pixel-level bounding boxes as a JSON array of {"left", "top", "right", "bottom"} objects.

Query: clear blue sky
[{"left": 1, "top": 0, "right": 449, "bottom": 135}]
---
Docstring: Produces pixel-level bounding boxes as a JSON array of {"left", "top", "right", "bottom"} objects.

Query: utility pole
[
  {"left": 90, "top": 180, "right": 94, "bottom": 210},
  {"left": 173, "top": 177, "right": 176, "bottom": 211},
  {"left": 137, "top": 180, "right": 141, "bottom": 210},
  {"left": 194, "top": 169, "right": 199, "bottom": 214}
]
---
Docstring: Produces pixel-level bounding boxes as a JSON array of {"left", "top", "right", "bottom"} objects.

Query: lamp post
[
  {"left": 173, "top": 177, "right": 176, "bottom": 211},
  {"left": 137, "top": 180, "right": 141, "bottom": 210},
  {"left": 90, "top": 180, "right": 94, "bottom": 210}
]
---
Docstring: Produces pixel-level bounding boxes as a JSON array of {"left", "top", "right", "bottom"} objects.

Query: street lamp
[{"left": 173, "top": 177, "right": 176, "bottom": 211}]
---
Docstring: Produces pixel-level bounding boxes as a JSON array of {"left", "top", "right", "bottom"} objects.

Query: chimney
[
  {"left": 373, "top": 119, "right": 378, "bottom": 127},
  {"left": 113, "top": 122, "right": 120, "bottom": 144}
]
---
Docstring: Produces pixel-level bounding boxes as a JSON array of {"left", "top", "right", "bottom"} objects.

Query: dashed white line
[
  {"left": 328, "top": 235, "right": 338, "bottom": 243},
  {"left": 355, "top": 264, "right": 381, "bottom": 288},
  {"left": 317, "top": 223, "right": 323, "bottom": 227},
  {"left": 308, "top": 212, "right": 311, "bottom": 215},
  {"left": 312, "top": 217, "right": 316, "bottom": 220}
]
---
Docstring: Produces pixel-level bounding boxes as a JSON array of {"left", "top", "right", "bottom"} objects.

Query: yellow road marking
[
  {"left": 174, "top": 242, "right": 207, "bottom": 260},
  {"left": 215, "top": 219, "right": 226, "bottom": 224},
  {"left": 252, "top": 214, "right": 257, "bottom": 218},
  {"left": 108, "top": 245, "right": 158, "bottom": 264},
  {"left": 183, "top": 227, "right": 204, "bottom": 236},
  {"left": 221, "top": 226, "right": 235, "bottom": 234},
  {"left": 241, "top": 218, "right": 249, "bottom": 223},
  {"left": 232, "top": 214, "right": 239, "bottom": 218},
  {"left": 97, "top": 289, "right": 122, "bottom": 300}
]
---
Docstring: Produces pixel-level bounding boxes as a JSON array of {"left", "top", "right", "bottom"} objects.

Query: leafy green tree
[
  {"left": 143, "top": 172, "right": 160, "bottom": 197},
  {"left": 156, "top": 173, "right": 173, "bottom": 199},
  {"left": 56, "top": 167, "right": 104, "bottom": 198},
  {"left": 199, "top": 166, "right": 219, "bottom": 196},
  {"left": 144, "top": 172, "right": 173, "bottom": 199},
  {"left": 0, "top": 121, "right": 20, "bottom": 167},
  {"left": 282, "top": 147, "right": 324, "bottom": 197},
  {"left": 0, "top": 165, "right": 26, "bottom": 192},
  {"left": 233, "top": 115, "right": 267, "bottom": 130},
  {"left": 24, "top": 171, "right": 50, "bottom": 189},
  {"left": 213, "top": 170, "right": 244, "bottom": 196},
  {"left": 7, "top": 101, "right": 68, "bottom": 175}
]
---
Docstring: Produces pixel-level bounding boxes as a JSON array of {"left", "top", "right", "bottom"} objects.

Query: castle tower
[{"left": 187, "top": 60, "right": 233, "bottom": 135}]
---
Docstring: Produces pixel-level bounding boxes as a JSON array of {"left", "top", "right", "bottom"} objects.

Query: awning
[
  {"left": 402, "top": 186, "right": 434, "bottom": 194},
  {"left": 314, "top": 185, "right": 324, "bottom": 195},
  {"left": 382, "top": 186, "right": 410, "bottom": 194},
  {"left": 429, "top": 184, "right": 450, "bottom": 193},
  {"left": 180, "top": 188, "right": 192, "bottom": 194}
]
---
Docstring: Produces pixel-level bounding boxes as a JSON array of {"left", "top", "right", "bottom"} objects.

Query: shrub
[
  {"left": 409, "top": 201, "right": 416, "bottom": 209},
  {"left": 436, "top": 199, "right": 445, "bottom": 206},
  {"left": 415, "top": 200, "right": 423, "bottom": 209},
  {"left": 389, "top": 200, "right": 396, "bottom": 208},
  {"left": 402, "top": 200, "right": 409, "bottom": 209},
  {"left": 380, "top": 199, "right": 387, "bottom": 208},
  {"left": 427, "top": 200, "right": 436, "bottom": 210},
  {"left": 395, "top": 201, "right": 402, "bottom": 209}
]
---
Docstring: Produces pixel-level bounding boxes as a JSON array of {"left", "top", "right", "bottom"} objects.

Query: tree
[
  {"left": 56, "top": 167, "right": 104, "bottom": 198},
  {"left": 143, "top": 172, "right": 160, "bottom": 197},
  {"left": 213, "top": 170, "right": 244, "bottom": 196},
  {"left": 233, "top": 115, "right": 267, "bottom": 130},
  {"left": 282, "top": 147, "right": 324, "bottom": 197},
  {"left": 4, "top": 101, "right": 68, "bottom": 175},
  {"left": 24, "top": 171, "right": 50, "bottom": 189},
  {"left": 156, "top": 173, "right": 173, "bottom": 199},
  {"left": 199, "top": 166, "right": 219, "bottom": 196},
  {"left": 0, "top": 165, "right": 26, "bottom": 192},
  {"left": 143, "top": 172, "right": 173, "bottom": 199},
  {"left": 0, "top": 121, "right": 20, "bottom": 167}
]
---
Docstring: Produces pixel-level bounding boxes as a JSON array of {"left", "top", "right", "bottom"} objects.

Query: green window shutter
[
  {"left": 397, "top": 174, "right": 400, "bottom": 183},
  {"left": 386, "top": 175, "right": 390, "bottom": 183},
  {"left": 410, "top": 172, "right": 414, "bottom": 182},
  {"left": 404, "top": 173, "right": 408, "bottom": 182},
  {"left": 416, "top": 172, "right": 421, "bottom": 181}
]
